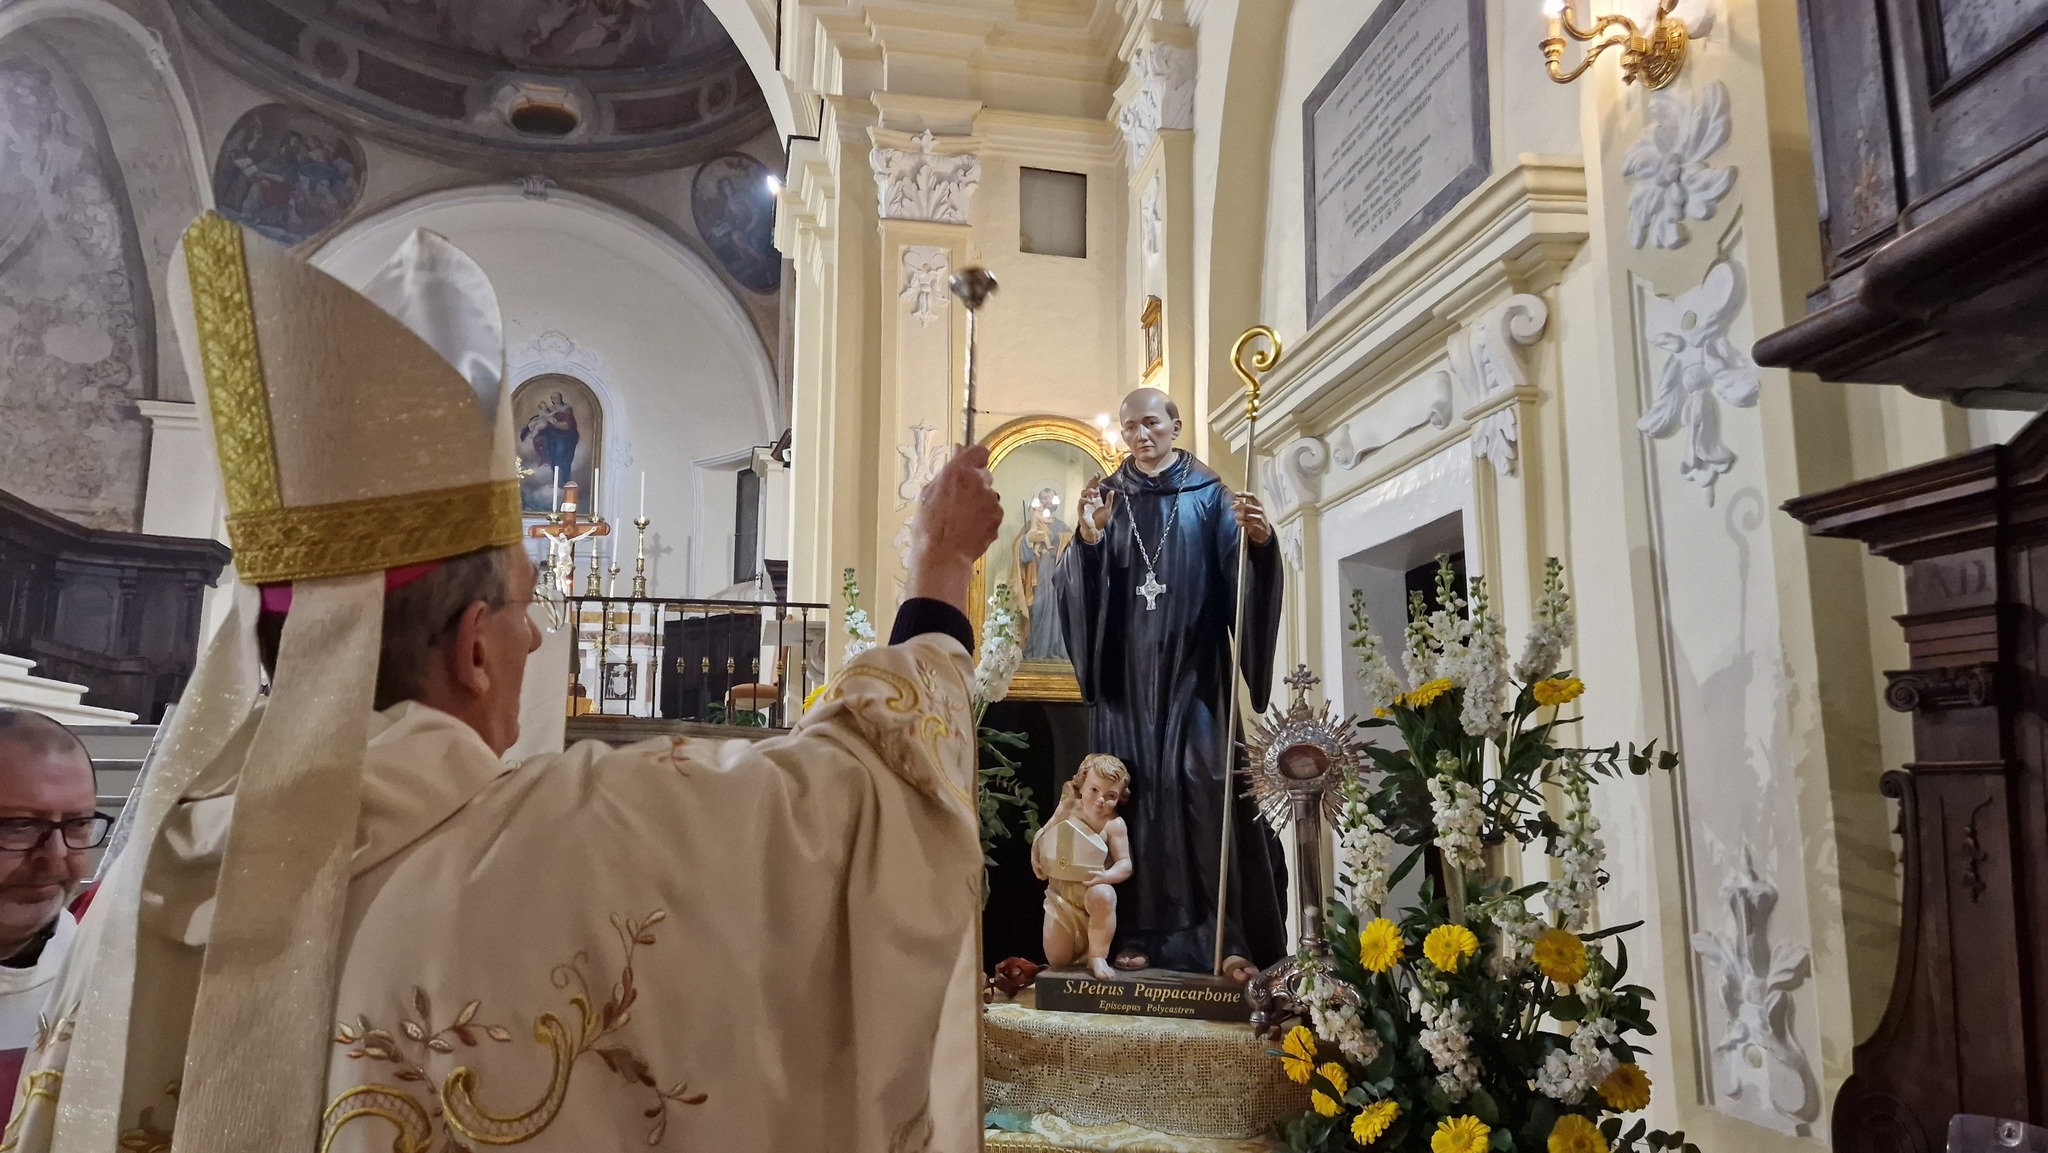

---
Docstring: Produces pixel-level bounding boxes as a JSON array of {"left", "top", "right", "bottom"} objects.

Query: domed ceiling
[{"left": 173, "top": 0, "right": 771, "bottom": 171}]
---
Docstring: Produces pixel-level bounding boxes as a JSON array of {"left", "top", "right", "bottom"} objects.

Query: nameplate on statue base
[{"left": 1032, "top": 970, "right": 1251, "bottom": 1023}]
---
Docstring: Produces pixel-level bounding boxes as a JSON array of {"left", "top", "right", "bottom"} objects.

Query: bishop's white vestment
[{"left": 2, "top": 635, "right": 982, "bottom": 1153}]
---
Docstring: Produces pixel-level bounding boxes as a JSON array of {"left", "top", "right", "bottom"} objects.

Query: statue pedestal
[{"left": 982, "top": 1002, "right": 1301, "bottom": 1152}]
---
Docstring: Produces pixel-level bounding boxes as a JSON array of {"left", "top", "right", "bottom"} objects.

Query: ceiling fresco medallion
[{"left": 173, "top": 0, "right": 770, "bottom": 170}]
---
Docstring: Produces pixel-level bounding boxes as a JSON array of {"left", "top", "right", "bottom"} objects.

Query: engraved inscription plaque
[{"left": 1303, "top": 0, "right": 1490, "bottom": 324}]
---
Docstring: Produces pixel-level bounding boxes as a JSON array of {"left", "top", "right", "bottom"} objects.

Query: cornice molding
[{"left": 1212, "top": 156, "right": 1589, "bottom": 448}]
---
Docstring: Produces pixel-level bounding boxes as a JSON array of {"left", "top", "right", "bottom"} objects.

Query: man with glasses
[{"left": 0, "top": 710, "right": 103, "bottom": 1127}]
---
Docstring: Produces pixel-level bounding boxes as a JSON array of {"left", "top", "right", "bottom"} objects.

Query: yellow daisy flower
[
  {"left": 1423, "top": 923, "right": 1481, "bottom": 973},
  {"left": 1403, "top": 678, "right": 1455, "bottom": 708},
  {"left": 1533, "top": 676, "right": 1586, "bottom": 708},
  {"left": 1311, "top": 1090, "right": 1341, "bottom": 1117},
  {"left": 1532, "top": 927, "right": 1590, "bottom": 986},
  {"left": 1598, "top": 1063, "right": 1652, "bottom": 1112},
  {"left": 1318, "top": 1062, "right": 1349, "bottom": 1096},
  {"left": 1351, "top": 1100, "right": 1400, "bottom": 1146},
  {"left": 1548, "top": 1114, "right": 1607, "bottom": 1153},
  {"left": 1358, "top": 918, "right": 1405, "bottom": 973},
  {"left": 1280, "top": 1025, "right": 1316, "bottom": 1085},
  {"left": 801, "top": 684, "right": 828, "bottom": 712},
  {"left": 1432, "top": 1114, "right": 1491, "bottom": 1153}
]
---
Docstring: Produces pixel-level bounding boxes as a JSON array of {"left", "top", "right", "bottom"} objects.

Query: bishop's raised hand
[
  {"left": 904, "top": 444, "right": 1003, "bottom": 611},
  {"left": 1075, "top": 476, "right": 1116, "bottom": 544}
]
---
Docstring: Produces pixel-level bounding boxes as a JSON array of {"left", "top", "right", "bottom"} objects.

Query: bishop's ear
[{"left": 444, "top": 600, "right": 496, "bottom": 698}]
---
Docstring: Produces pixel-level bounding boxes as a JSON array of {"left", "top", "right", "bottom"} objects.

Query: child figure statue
[{"left": 1032, "top": 754, "right": 1134, "bottom": 979}]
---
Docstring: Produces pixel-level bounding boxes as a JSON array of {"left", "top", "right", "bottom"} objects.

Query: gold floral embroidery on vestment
[
  {"left": 322, "top": 909, "right": 706, "bottom": 1151},
  {"left": 116, "top": 1082, "right": 179, "bottom": 1153},
  {"left": 0, "top": 1072, "right": 61, "bottom": 1153},
  {"left": 0, "top": 1007, "right": 75, "bottom": 1152},
  {"left": 826, "top": 661, "right": 975, "bottom": 811}
]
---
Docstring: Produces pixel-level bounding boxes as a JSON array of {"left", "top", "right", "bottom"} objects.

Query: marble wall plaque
[{"left": 1303, "top": 0, "right": 1490, "bottom": 324}]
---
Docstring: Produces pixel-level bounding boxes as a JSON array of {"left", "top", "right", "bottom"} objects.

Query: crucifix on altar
[{"left": 529, "top": 478, "right": 610, "bottom": 599}]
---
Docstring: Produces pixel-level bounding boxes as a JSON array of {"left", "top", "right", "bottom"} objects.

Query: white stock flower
[
  {"left": 1481, "top": 894, "right": 1541, "bottom": 979},
  {"left": 1455, "top": 579, "right": 1509, "bottom": 737},
  {"left": 1534, "top": 1016, "right": 1620, "bottom": 1104},
  {"left": 1428, "top": 768, "right": 1485, "bottom": 873},
  {"left": 842, "top": 568, "right": 877, "bottom": 660},
  {"left": 974, "top": 581, "right": 1024, "bottom": 705},
  {"left": 1417, "top": 997, "right": 1481, "bottom": 1100},
  {"left": 1348, "top": 592, "right": 1403, "bottom": 715},
  {"left": 1302, "top": 965, "right": 1382, "bottom": 1066},
  {"left": 1515, "top": 558, "right": 1575, "bottom": 684},
  {"left": 1335, "top": 792, "right": 1395, "bottom": 913},
  {"left": 1548, "top": 772, "right": 1605, "bottom": 931}
]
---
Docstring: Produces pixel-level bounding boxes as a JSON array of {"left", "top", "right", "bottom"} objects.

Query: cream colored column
[
  {"left": 1118, "top": 25, "right": 1202, "bottom": 454},
  {"left": 867, "top": 125, "right": 983, "bottom": 631}
]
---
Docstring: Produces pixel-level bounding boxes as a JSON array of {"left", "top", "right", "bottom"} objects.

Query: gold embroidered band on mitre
[
  {"left": 182, "top": 212, "right": 281, "bottom": 518},
  {"left": 227, "top": 480, "right": 524, "bottom": 585},
  {"left": 180, "top": 212, "right": 525, "bottom": 583}
]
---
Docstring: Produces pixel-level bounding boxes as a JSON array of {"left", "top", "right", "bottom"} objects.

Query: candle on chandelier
[{"left": 1542, "top": 0, "right": 1565, "bottom": 26}]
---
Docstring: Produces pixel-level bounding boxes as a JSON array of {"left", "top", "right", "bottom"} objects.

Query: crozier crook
[{"left": 1212, "top": 324, "right": 1281, "bottom": 977}]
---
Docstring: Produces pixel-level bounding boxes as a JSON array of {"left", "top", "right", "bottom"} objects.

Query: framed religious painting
[
  {"left": 970, "top": 416, "right": 1122, "bottom": 701},
  {"left": 1140, "top": 295, "right": 1164, "bottom": 384},
  {"left": 512, "top": 373, "right": 603, "bottom": 518}
]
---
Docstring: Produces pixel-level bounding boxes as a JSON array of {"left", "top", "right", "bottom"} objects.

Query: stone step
[{"left": 0, "top": 655, "right": 135, "bottom": 724}]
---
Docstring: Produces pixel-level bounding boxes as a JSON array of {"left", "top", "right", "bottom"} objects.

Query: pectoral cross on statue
[{"left": 1137, "top": 569, "right": 1166, "bottom": 610}]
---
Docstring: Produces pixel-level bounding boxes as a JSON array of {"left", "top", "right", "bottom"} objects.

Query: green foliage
[{"left": 976, "top": 723, "right": 1040, "bottom": 873}]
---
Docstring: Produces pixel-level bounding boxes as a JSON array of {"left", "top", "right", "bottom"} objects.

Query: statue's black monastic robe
[{"left": 1052, "top": 451, "right": 1287, "bottom": 971}]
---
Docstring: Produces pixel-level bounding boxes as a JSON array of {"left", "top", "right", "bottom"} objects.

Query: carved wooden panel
[
  {"left": 1785, "top": 416, "right": 2048, "bottom": 1150},
  {"left": 0, "top": 487, "right": 228, "bottom": 721}
]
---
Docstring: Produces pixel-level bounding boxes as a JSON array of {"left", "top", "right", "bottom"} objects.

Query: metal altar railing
[{"left": 559, "top": 596, "right": 828, "bottom": 729}]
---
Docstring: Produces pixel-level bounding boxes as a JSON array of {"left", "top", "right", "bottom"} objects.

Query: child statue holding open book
[{"left": 1032, "top": 754, "right": 1134, "bottom": 979}]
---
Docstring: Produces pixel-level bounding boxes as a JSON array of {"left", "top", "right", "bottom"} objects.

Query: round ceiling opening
[{"left": 510, "top": 100, "right": 580, "bottom": 137}]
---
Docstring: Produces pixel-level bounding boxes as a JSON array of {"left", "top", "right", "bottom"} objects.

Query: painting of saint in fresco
[
  {"left": 514, "top": 373, "right": 604, "bottom": 516},
  {"left": 691, "top": 152, "right": 781, "bottom": 294},
  {"left": 212, "top": 104, "right": 365, "bottom": 247},
  {"left": 328, "top": 0, "right": 727, "bottom": 71}
]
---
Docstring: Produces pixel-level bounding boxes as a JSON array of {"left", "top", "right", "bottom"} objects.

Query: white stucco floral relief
[
  {"left": 870, "top": 130, "right": 980, "bottom": 225},
  {"left": 1637, "top": 260, "right": 1760, "bottom": 504},
  {"left": 1692, "top": 849, "right": 1821, "bottom": 1133},
  {"left": 1622, "top": 80, "right": 1735, "bottom": 250}
]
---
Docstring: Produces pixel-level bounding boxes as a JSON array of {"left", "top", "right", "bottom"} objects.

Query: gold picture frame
[
  {"left": 1140, "top": 295, "right": 1164, "bottom": 384},
  {"left": 970, "top": 415, "right": 1123, "bottom": 702}
]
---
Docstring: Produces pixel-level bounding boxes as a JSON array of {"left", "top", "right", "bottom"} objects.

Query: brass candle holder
[
  {"left": 1539, "top": 0, "right": 1687, "bottom": 90},
  {"left": 631, "top": 515, "right": 651, "bottom": 597}
]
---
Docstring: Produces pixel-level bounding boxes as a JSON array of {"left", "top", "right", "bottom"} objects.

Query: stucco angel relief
[
  {"left": 1637, "top": 260, "right": 1761, "bottom": 504},
  {"left": 322, "top": 910, "right": 706, "bottom": 1151}
]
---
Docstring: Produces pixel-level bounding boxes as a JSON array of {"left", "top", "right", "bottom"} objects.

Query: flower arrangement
[
  {"left": 971, "top": 581, "right": 1039, "bottom": 872},
  {"left": 841, "top": 567, "right": 876, "bottom": 660},
  {"left": 1272, "top": 558, "right": 1696, "bottom": 1153}
]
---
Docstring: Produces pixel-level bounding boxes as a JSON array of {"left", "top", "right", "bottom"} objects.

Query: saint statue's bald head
[{"left": 1118, "top": 387, "right": 1182, "bottom": 473}]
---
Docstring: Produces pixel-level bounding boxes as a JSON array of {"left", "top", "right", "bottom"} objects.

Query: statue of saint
[
  {"left": 1032, "top": 754, "right": 1133, "bottom": 979},
  {"left": 1051, "top": 387, "right": 1286, "bottom": 980},
  {"left": 1015, "top": 486, "right": 1071, "bottom": 661}
]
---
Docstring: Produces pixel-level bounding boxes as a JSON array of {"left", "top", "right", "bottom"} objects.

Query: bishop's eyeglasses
[{"left": 0, "top": 813, "right": 113, "bottom": 853}]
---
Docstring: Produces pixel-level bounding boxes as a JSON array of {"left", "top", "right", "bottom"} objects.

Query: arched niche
[
  {"left": 312, "top": 186, "right": 778, "bottom": 598},
  {"left": 0, "top": 3, "right": 210, "bottom": 530}
]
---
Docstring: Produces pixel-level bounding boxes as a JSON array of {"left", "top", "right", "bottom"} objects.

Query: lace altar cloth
[
  {"left": 985, "top": 1115, "right": 1281, "bottom": 1152},
  {"left": 982, "top": 1003, "right": 1305, "bottom": 1140}
]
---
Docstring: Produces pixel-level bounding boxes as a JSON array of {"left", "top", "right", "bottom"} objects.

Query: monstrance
[{"left": 1242, "top": 664, "right": 1367, "bottom": 1036}]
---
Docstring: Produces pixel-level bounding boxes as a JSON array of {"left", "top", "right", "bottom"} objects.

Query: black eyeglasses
[{"left": 0, "top": 813, "right": 113, "bottom": 853}]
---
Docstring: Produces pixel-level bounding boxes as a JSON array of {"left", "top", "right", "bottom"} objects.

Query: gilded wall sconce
[{"left": 1539, "top": 0, "right": 1688, "bottom": 90}]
